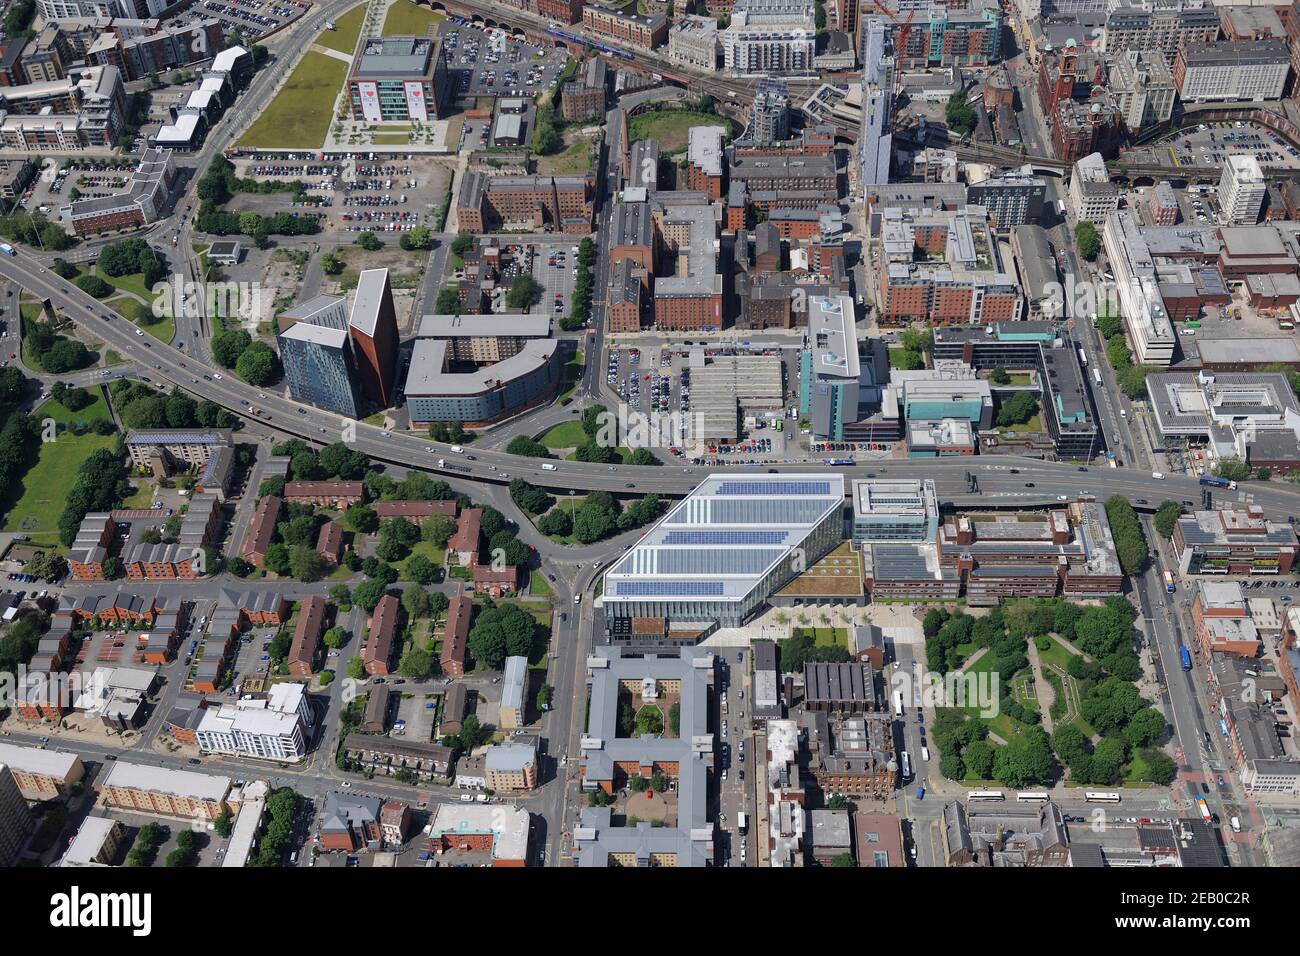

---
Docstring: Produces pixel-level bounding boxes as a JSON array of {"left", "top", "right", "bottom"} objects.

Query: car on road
[{"left": 187, "top": 758, "right": 201, "bottom": 765}]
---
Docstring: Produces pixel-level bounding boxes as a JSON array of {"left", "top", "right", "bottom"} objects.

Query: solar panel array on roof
[
  {"left": 661, "top": 530, "right": 789, "bottom": 545},
  {"left": 715, "top": 480, "right": 832, "bottom": 496},
  {"left": 615, "top": 581, "right": 726, "bottom": 597},
  {"left": 664, "top": 498, "right": 833, "bottom": 525}
]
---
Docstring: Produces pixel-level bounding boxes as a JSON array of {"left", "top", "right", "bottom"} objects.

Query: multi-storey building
[
  {"left": 721, "top": 0, "right": 815, "bottom": 73},
  {"left": 535, "top": 0, "right": 582, "bottom": 23},
  {"left": 125, "top": 428, "right": 232, "bottom": 476},
  {"left": 440, "top": 593, "right": 473, "bottom": 676},
  {"left": 64, "top": 146, "right": 175, "bottom": 235},
  {"left": 1109, "top": 48, "right": 1176, "bottom": 130},
  {"left": 1102, "top": 209, "right": 1175, "bottom": 365},
  {"left": 485, "top": 738, "right": 539, "bottom": 791},
  {"left": 859, "top": 16, "right": 894, "bottom": 187},
  {"left": 1191, "top": 580, "right": 1265, "bottom": 657},
  {"left": 346, "top": 35, "right": 447, "bottom": 122},
  {"left": 965, "top": 174, "right": 1047, "bottom": 229},
  {"left": 850, "top": 478, "right": 940, "bottom": 544},
  {"left": 652, "top": 200, "right": 722, "bottom": 331},
  {"left": 561, "top": 56, "right": 606, "bottom": 122},
  {"left": 877, "top": 205, "right": 1023, "bottom": 326},
  {"left": 277, "top": 319, "right": 362, "bottom": 419},
  {"left": 242, "top": 494, "right": 281, "bottom": 568},
  {"left": 930, "top": 321, "right": 1101, "bottom": 460},
  {"left": 456, "top": 171, "right": 594, "bottom": 235},
  {"left": 0, "top": 744, "right": 84, "bottom": 800},
  {"left": 895, "top": 1, "right": 1003, "bottom": 69},
  {"left": 800, "top": 711, "right": 896, "bottom": 799},
  {"left": 1219, "top": 155, "right": 1266, "bottom": 225},
  {"left": 1103, "top": 1, "right": 1221, "bottom": 67},
  {"left": 602, "top": 473, "right": 844, "bottom": 637},
  {"left": 348, "top": 268, "right": 399, "bottom": 409},
  {"left": 1174, "top": 40, "right": 1290, "bottom": 103},
  {"left": 98, "top": 761, "right": 233, "bottom": 821},
  {"left": 362, "top": 594, "right": 400, "bottom": 676},
  {"left": 668, "top": 13, "right": 719, "bottom": 69},
  {"left": 287, "top": 595, "right": 326, "bottom": 677},
  {"left": 576, "top": 646, "right": 714, "bottom": 866},
  {"left": 193, "top": 683, "right": 316, "bottom": 762},
  {"left": 686, "top": 125, "right": 726, "bottom": 200},
  {"left": 581, "top": 5, "right": 668, "bottom": 51},
  {"left": 1173, "top": 507, "right": 1299, "bottom": 576}
]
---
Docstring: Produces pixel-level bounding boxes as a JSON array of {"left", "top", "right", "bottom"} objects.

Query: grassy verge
[{"left": 239, "top": 51, "right": 349, "bottom": 149}]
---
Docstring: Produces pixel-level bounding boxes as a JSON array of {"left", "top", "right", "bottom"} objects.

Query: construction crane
[{"left": 863, "top": 2, "right": 916, "bottom": 75}]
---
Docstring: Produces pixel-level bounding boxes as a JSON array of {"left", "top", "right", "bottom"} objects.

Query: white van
[
  {"left": 1231, "top": 816, "right": 1241, "bottom": 833},
  {"left": 450, "top": 445, "right": 465, "bottom": 454},
  {"left": 541, "top": 462, "right": 557, "bottom": 471},
  {"left": 1151, "top": 472, "right": 1165, "bottom": 480}
]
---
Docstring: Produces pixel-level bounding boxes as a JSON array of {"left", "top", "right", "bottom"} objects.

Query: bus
[
  {"left": 1085, "top": 791, "right": 1121, "bottom": 804},
  {"left": 738, "top": 811, "right": 748, "bottom": 835},
  {"left": 900, "top": 751, "right": 912, "bottom": 780},
  {"left": 1163, "top": 570, "right": 1176, "bottom": 594},
  {"left": 1179, "top": 645, "right": 1193, "bottom": 672},
  {"left": 1195, "top": 796, "right": 1212, "bottom": 823},
  {"left": 1017, "top": 792, "right": 1051, "bottom": 803},
  {"left": 893, "top": 690, "right": 904, "bottom": 718},
  {"left": 967, "top": 790, "right": 1006, "bottom": 802},
  {"left": 1092, "top": 367, "right": 1103, "bottom": 387},
  {"left": 1077, "top": 347, "right": 1088, "bottom": 367}
]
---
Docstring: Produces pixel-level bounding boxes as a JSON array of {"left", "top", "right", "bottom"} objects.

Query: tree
[
  {"left": 401, "top": 585, "right": 431, "bottom": 619},
  {"left": 263, "top": 543, "right": 291, "bottom": 576},
  {"left": 423, "top": 514, "right": 456, "bottom": 547},
  {"left": 989, "top": 366, "right": 1011, "bottom": 385},
  {"left": 996, "top": 391, "right": 1038, "bottom": 428},
  {"left": 505, "top": 274, "right": 541, "bottom": 310},
  {"left": 399, "top": 645, "right": 434, "bottom": 680},
  {"left": 1104, "top": 495, "right": 1148, "bottom": 576},
  {"left": 352, "top": 578, "right": 388, "bottom": 611},
  {"left": 467, "top": 602, "right": 536, "bottom": 669},
  {"left": 991, "top": 727, "right": 1054, "bottom": 788},
  {"left": 323, "top": 626, "right": 346, "bottom": 650},
  {"left": 399, "top": 226, "right": 432, "bottom": 251},
  {"left": 537, "top": 508, "right": 572, "bottom": 536},
  {"left": 347, "top": 656, "right": 366, "bottom": 680},
  {"left": 289, "top": 547, "right": 326, "bottom": 582},
  {"left": 1075, "top": 221, "right": 1100, "bottom": 260},
  {"left": 629, "top": 447, "right": 658, "bottom": 466},
  {"left": 321, "top": 251, "right": 344, "bottom": 275},
  {"left": 211, "top": 329, "right": 252, "bottom": 368},
  {"left": 1153, "top": 501, "right": 1181, "bottom": 539},
  {"left": 435, "top": 286, "right": 460, "bottom": 314},
  {"left": 506, "top": 435, "right": 551, "bottom": 458},
  {"left": 945, "top": 89, "right": 976, "bottom": 136},
  {"left": 831, "top": 852, "right": 855, "bottom": 868},
  {"left": 1214, "top": 458, "right": 1252, "bottom": 482},
  {"left": 404, "top": 552, "right": 439, "bottom": 585},
  {"left": 345, "top": 502, "right": 378, "bottom": 534},
  {"left": 214, "top": 809, "right": 234, "bottom": 838},
  {"left": 75, "top": 274, "right": 113, "bottom": 298},
  {"left": 510, "top": 478, "right": 554, "bottom": 515},
  {"left": 356, "top": 231, "right": 381, "bottom": 251},
  {"left": 451, "top": 233, "right": 473, "bottom": 255},
  {"left": 235, "top": 341, "right": 279, "bottom": 385},
  {"left": 429, "top": 591, "right": 449, "bottom": 620}
]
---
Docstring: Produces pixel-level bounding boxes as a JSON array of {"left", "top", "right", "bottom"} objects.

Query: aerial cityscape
[{"left": 0, "top": 0, "right": 1292, "bottom": 899}]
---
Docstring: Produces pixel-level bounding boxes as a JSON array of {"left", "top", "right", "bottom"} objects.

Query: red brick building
[
  {"left": 440, "top": 593, "right": 473, "bottom": 677},
  {"left": 363, "top": 594, "right": 400, "bottom": 677},
  {"left": 288, "top": 595, "right": 327, "bottom": 677}
]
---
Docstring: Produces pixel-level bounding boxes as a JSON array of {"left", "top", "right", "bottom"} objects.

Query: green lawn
[
  {"left": 556, "top": 350, "right": 584, "bottom": 402},
  {"left": 539, "top": 420, "right": 586, "bottom": 449},
  {"left": 1003, "top": 413, "right": 1043, "bottom": 434},
  {"left": 119, "top": 481, "right": 156, "bottom": 510},
  {"left": 108, "top": 295, "right": 173, "bottom": 344},
  {"left": 537, "top": 136, "right": 594, "bottom": 176},
  {"left": 318, "top": 2, "right": 366, "bottom": 54},
  {"left": 91, "top": 266, "right": 157, "bottom": 302},
  {"left": 34, "top": 394, "right": 111, "bottom": 427},
  {"left": 239, "top": 51, "right": 349, "bottom": 149},
  {"left": 104, "top": 350, "right": 124, "bottom": 366},
  {"left": 1, "top": 432, "right": 117, "bottom": 547},
  {"left": 398, "top": 540, "right": 445, "bottom": 580},
  {"left": 382, "top": 0, "right": 445, "bottom": 36},
  {"left": 529, "top": 569, "right": 552, "bottom": 597},
  {"left": 961, "top": 653, "right": 1038, "bottom": 741},
  {"left": 627, "top": 111, "right": 735, "bottom": 154}
]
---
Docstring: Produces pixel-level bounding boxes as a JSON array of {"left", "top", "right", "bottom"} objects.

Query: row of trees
[
  {"left": 112, "top": 379, "right": 235, "bottom": 431},
  {"left": 57, "top": 446, "right": 129, "bottom": 547},
  {"left": 1104, "top": 494, "right": 1148, "bottom": 576},
  {"left": 1095, "top": 308, "right": 1156, "bottom": 399},
  {"left": 560, "top": 237, "right": 596, "bottom": 332}
]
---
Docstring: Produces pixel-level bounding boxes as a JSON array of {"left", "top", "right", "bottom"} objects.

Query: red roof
[{"left": 288, "top": 595, "right": 327, "bottom": 672}]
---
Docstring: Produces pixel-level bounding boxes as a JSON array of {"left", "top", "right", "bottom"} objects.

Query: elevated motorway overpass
[{"left": 11, "top": 245, "right": 1300, "bottom": 520}]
